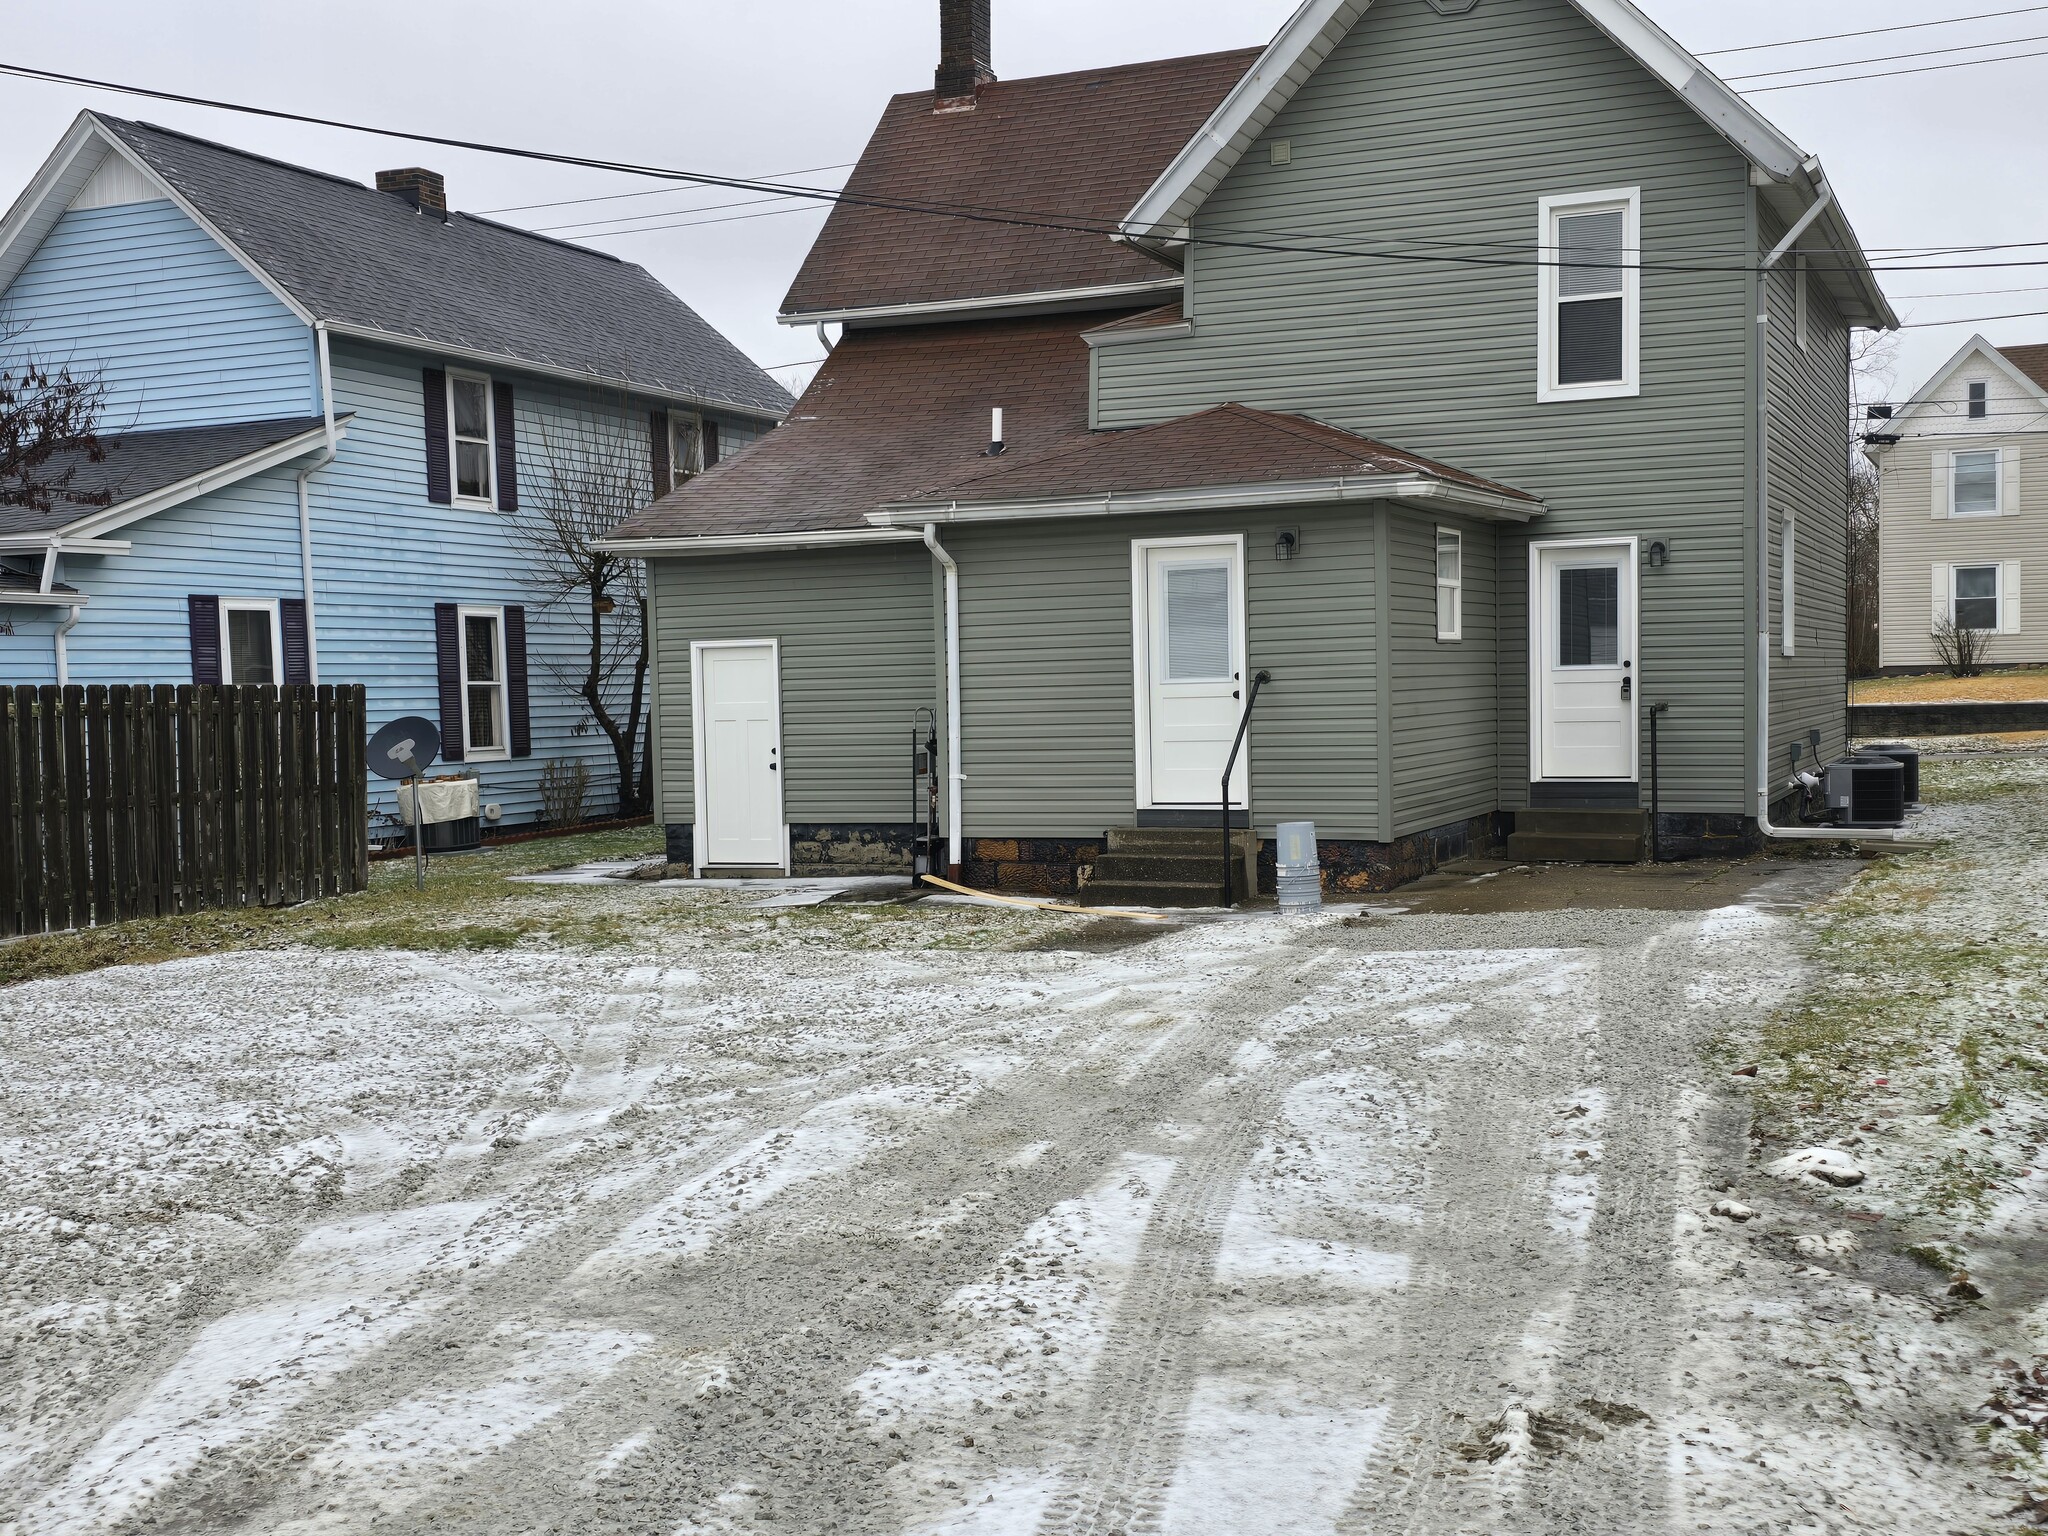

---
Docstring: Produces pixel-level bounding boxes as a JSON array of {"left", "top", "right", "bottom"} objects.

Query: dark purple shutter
[
  {"left": 504, "top": 604, "right": 531, "bottom": 758},
  {"left": 279, "top": 599, "right": 311, "bottom": 686},
  {"left": 649, "top": 410, "right": 671, "bottom": 496},
  {"left": 433, "top": 602, "right": 464, "bottom": 762},
  {"left": 492, "top": 381, "right": 518, "bottom": 511},
  {"left": 187, "top": 595, "right": 222, "bottom": 685},
  {"left": 703, "top": 418, "right": 721, "bottom": 468},
  {"left": 422, "top": 368, "right": 451, "bottom": 505}
]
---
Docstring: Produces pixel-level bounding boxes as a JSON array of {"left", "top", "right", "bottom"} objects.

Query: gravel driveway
[{"left": 0, "top": 864, "right": 2010, "bottom": 1534}]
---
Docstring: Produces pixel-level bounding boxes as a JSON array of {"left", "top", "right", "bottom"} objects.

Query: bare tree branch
[{"left": 0, "top": 321, "right": 112, "bottom": 512}]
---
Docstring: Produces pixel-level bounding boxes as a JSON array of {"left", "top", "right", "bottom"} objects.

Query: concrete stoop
[
  {"left": 1078, "top": 826, "right": 1258, "bottom": 909},
  {"left": 1506, "top": 808, "right": 1645, "bottom": 865}
]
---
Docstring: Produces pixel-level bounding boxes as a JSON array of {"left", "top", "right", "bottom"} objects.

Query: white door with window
[
  {"left": 1135, "top": 538, "right": 1248, "bottom": 807},
  {"left": 694, "top": 641, "right": 783, "bottom": 868},
  {"left": 1533, "top": 540, "right": 1637, "bottom": 781}
]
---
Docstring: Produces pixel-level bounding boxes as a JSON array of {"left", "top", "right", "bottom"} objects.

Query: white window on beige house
[{"left": 1937, "top": 561, "right": 2022, "bottom": 636}]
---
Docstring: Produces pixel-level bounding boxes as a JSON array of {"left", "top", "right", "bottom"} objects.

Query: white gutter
[
  {"left": 595, "top": 528, "right": 926, "bottom": 558},
  {"left": 1753, "top": 164, "right": 1905, "bottom": 844},
  {"left": 871, "top": 474, "right": 1543, "bottom": 527},
  {"left": 38, "top": 546, "right": 81, "bottom": 685},
  {"left": 921, "top": 523, "right": 964, "bottom": 875},
  {"left": 295, "top": 322, "right": 338, "bottom": 684}
]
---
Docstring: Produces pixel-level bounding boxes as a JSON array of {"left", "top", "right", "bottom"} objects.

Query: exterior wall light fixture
[
  {"left": 1275, "top": 528, "right": 1299, "bottom": 562},
  {"left": 1647, "top": 539, "right": 1669, "bottom": 568}
]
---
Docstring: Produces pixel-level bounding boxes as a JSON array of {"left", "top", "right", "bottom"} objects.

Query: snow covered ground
[{"left": 1, "top": 794, "right": 2039, "bottom": 1534}]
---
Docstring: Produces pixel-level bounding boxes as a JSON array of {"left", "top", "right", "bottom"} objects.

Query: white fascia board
[
  {"left": 776, "top": 278, "right": 1183, "bottom": 329},
  {"left": 53, "top": 419, "right": 350, "bottom": 543},
  {"left": 0, "top": 537, "right": 132, "bottom": 554},
  {"left": 1082, "top": 318, "right": 1194, "bottom": 349},
  {"left": 320, "top": 322, "right": 786, "bottom": 422},
  {"left": 0, "top": 114, "right": 112, "bottom": 297},
  {"left": 0, "top": 589, "right": 91, "bottom": 608},
  {"left": 870, "top": 474, "right": 1543, "bottom": 527},
  {"left": 595, "top": 528, "right": 927, "bottom": 557}
]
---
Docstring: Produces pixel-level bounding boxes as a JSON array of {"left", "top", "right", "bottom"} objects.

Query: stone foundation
[
  {"left": 965, "top": 838, "right": 1106, "bottom": 896},
  {"left": 1643, "top": 811, "right": 1763, "bottom": 861},
  {"left": 664, "top": 822, "right": 692, "bottom": 866},
  {"left": 789, "top": 823, "right": 923, "bottom": 874}
]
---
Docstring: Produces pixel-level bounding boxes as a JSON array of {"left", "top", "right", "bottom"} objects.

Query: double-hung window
[
  {"left": 220, "top": 599, "right": 281, "bottom": 686},
  {"left": 1968, "top": 381, "right": 1988, "bottom": 419},
  {"left": 458, "top": 606, "right": 509, "bottom": 759},
  {"left": 1538, "top": 188, "right": 1640, "bottom": 401},
  {"left": 1952, "top": 566, "right": 2001, "bottom": 633},
  {"left": 449, "top": 372, "right": 495, "bottom": 503},
  {"left": 1435, "top": 529, "right": 1463, "bottom": 640},
  {"left": 1952, "top": 449, "right": 2001, "bottom": 517}
]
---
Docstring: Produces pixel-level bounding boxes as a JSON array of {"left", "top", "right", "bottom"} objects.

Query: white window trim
[
  {"left": 1535, "top": 187, "right": 1641, "bottom": 404},
  {"left": 1435, "top": 527, "right": 1463, "bottom": 641},
  {"left": 456, "top": 603, "right": 511, "bottom": 761},
  {"left": 1780, "top": 511, "right": 1796, "bottom": 656},
  {"left": 1950, "top": 564, "right": 2002, "bottom": 634},
  {"left": 447, "top": 369, "right": 496, "bottom": 506},
  {"left": 219, "top": 598, "right": 283, "bottom": 686},
  {"left": 1950, "top": 447, "right": 2002, "bottom": 518},
  {"left": 668, "top": 410, "right": 708, "bottom": 491},
  {"left": 1794, "top": 252, "right": 1809, "bottom": 353}
]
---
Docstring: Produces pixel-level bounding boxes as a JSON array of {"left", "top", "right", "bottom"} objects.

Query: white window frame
[
  {"left": 219, "top": 598, "right": 283, "bottom": 686},
  {"left": 1950, "top": 564, "right": 2002, "bottom": 634},
  {"left": 1435, "top": 527, "right": 1463, "bottom": 641},
  {"left": 1794, "top": 253, "right": 1809, "bottom": 353},
  {"left": 1536, "top": 187, "right": 1641, "bottom": 404},
  {"left": 1968, "top": 380, "right": 1988, "bottom": 419},
  {"left": 1951, "top": 447, "right": 2002, "bottom": 518},
  {"left": 668, "top": 410, "right": 706, "bottom": 491},
  {"left": 1780, "top": 511, "right": 1796, "bottom": 657},
  {"left": 447, "top": 370, "right": 496, "bottom": 506},
  {"left": 456, "top": 604, "right": 511, "bottom": 761}
]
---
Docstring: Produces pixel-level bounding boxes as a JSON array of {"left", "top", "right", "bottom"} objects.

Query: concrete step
[
  {"left": 1076, "top": 879, "right": 1228, "bottom": 910},
  {"left": 1105, "top": 826, "right": 1255, "bottom": 855},
  {"left": 1505, "top": 832, "right": 1644, "bottom": 865},
  {"left": 1514, "top": 808, "right": 1645, "bottom": 837},
  {"left": 1089, "top": 851, "right": 1230, "bottom": 884}
]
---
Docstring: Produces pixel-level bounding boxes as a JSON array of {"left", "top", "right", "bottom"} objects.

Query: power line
[
  {"left": 1696, "top": 4, "right": 2048, "bottom": 56},
  {"left": 569, "top": 203, "right": 831, "bottom": 238},
  {"left": 537, "top": 191, "right": 822, "bottom": 235},
  {"left": 1742, "top": 40, "right": 2048, "bottom": 91},
  {"left": 1897, "top": 307, "right": 2048, "bottom": 327},
  {"left": 1722, "top": 26, "right": 2048, "bottom": 82},
  {"left": 1886, "top": 282, "right": 2048, "bottom": 300},
  {"left": 478, "top": 161, "right": 853, "bottom": 216}
]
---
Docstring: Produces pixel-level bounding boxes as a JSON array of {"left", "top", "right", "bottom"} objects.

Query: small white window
[
  {"left": 220, "top": 599, "right": 282, "bottom": 687},
  {"left": 458, "top": 605, "right": 509, "bottom": 758},
  {"left": 1435, "top": 528, "right": 1463, "bottom": 640},
  {"left": 1537, "top": 188, "right": 1640, "bottom": 402},
  {"left": 1780, "top": 512, "right": 1796, "bottom": 657},
  {"left": 1952, "top": 566, "right": 2000, "bottom": 633},
  {"left": 448, "top": 372, "right": 495, "bottom": 503},
  {"left": 1794, "top": 253, "right": 1809, "bottom": 353},
  {"left": 1952, "top": 449, "right": 2000, "bottom": 517},
  {"left": 1968, "top": 381, "right": 1988, "bottom": 419}
]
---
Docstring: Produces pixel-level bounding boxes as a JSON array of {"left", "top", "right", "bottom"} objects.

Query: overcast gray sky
[{"left": 5, "top": 0, "right": 2045, "bottom": 403}]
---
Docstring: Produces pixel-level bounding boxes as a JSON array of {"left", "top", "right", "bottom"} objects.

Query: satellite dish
[{"left": 368, "top": 715, "right": 441, "bottom": 781}]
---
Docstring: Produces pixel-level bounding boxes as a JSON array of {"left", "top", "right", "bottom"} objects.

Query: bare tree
[
  {"left": 1931, "top": 614, "right": 1993, "bottom": 678},
  {"left": 504, "top": 399, "right": 655, "bottom": 816},
  {"left": 0, "top": 323, "right": 112, "bottom": 510},
  {"left": 1845, "top": 456, "right": 1880, "bottom": 677}
]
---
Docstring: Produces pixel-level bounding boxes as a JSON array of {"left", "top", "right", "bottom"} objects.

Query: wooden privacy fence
[{"left": 0, "top": 684, "right": 370, "bottom": 938}]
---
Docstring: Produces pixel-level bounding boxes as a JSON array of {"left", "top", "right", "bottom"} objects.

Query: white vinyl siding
[{"left": 1536, "top": 187, "right": 1640, "bottom": 402}]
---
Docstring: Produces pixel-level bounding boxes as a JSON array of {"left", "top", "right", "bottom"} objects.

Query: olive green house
[{"left": 602, "top": 0, "right": 1896, "bottom": 899}]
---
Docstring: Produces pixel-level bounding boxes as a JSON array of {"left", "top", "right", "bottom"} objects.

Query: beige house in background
[{"left": 1868, "top": 335, "right": 2044, "bottom": 668}]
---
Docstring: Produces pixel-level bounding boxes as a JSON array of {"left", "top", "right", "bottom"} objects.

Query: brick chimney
[
  {"left": 935, "top": 0, "right": 995, "bottom": 108},
  {"left": 376, "top": 167, "right": 447, "bottom": 214}
]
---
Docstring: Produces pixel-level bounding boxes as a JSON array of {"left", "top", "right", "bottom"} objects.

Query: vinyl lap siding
[
  {"left": 1092, "top": 0, "right": 1756, "bottom": 813},
  {"left": 1390, "top": 511, "right": 1497, "bottom": 835},
  {"left": 649, "top": 545, "right": 936, "bottom": 826},
  {"left": 951, "top": 504, "right": 1381, "bottom": 842},
  {"left": 0, "top": 199, "right": 315, "bottom": 430}
]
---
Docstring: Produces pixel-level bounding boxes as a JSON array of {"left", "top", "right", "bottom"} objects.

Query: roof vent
[
  {"left": 936, "top": 0, "right": 995, "bottom": 108},
  {"left": 376, "top": 167, "right": 447, "bottom": 215}
]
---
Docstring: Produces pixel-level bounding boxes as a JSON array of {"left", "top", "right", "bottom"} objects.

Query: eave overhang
[
  {"left": 869, "top": 473, "right": 1544, "bottom": 527},
  {"left": 777, "top": 278, "right": 1184, "bottom": 331}
]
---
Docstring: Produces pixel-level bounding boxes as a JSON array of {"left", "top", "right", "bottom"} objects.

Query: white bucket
[{"left": 1275, "top": 821, "right": 1320, "bottom": 911}]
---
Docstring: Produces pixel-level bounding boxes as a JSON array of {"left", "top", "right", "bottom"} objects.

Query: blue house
[{"left": 0, "top": 111, "right": 790, "bottom": 831}]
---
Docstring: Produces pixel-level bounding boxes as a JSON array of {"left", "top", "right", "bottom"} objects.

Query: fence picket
[
  {"left": 61, "top": 686, "right": 89, "bottom": 926},
  {"left": 85, "top": 687, "right": 111, "bottom": 926},
  {"left": 17, "top": 689, "right": 42, "bottom": 936},
  {"left": 0, "top": 692, "right": 17, "bottom": 940},
  {"left": 176, "top": 686, "right": 199, "bottom": 916},
  {"left": 38, "top": 687, "right": 68, "bottom": 933}
]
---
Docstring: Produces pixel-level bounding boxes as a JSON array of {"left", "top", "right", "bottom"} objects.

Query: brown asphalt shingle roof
[
  {"left": 893, "top": 404, "right": 1539, "bottom": 507},
  {"left": 2000, "top": 343, "right": 2048, "bottom": 393},
  {"left": 607, "top": 313, "right": 1104, "bottom": 541},
  {"left": 779, "top": 49, "right": 1259, "bottom": 318}
]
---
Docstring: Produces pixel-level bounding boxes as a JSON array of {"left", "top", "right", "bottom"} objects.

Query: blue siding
[{"left": 0, "top": 199, "right": 315, "bottom": 430}]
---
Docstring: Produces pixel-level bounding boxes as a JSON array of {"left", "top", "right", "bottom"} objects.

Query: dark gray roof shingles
[{"left": 98, "top": 117, "right": 792, "bottom": 419}]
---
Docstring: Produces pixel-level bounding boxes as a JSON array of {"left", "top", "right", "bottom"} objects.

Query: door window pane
[
  {"left": 1953, "top": 451, "right": 1998, "bottom": 515},
  {"left": 1558, "top": 566, "right": 1619, "bottom": 667},
  {"left": 226, "top": 607, "right": 276, "bottom": 686},
  {"left": 1954, "top": 566, "right": 1999, "bottom": 631},
  {"left": 1163, "top": 563, "right": 1230, "bottom": 681}
]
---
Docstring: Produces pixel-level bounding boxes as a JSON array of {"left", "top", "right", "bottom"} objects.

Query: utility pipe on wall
[
  {"left": 1751, "top": 164, "right": 1906, "bottom": 844},
  {"left": 39, "top": 543, "right": 80, "bottom": 686},
  {"left": 295, "top": 322, "right": 338, "bottom": 684},
  {"left": 922, "top": 523, "right": 964, "bottom": 874}
]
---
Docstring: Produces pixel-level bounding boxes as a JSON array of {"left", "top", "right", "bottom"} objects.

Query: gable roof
[
  {"left": 605, "top": 313, "right": 1104, "bottom": 544},
  {"left": 1119, "top": 0, "right": 1897, "bottom": 329},
  {"left": 872, "top": 403, "right": 1541, "bottom": 523},
  {"left": 0, "top": 113, "right": 792, "bottom": 419},
  {"left": 1874, "top": 333, "right": 2048, "bottom": 444},
  {"left": 0, "top": 416, "right": 339, "bottom": 540},
  {"left": 778, "top": 50, "right": 1259, "bottom": 325}
]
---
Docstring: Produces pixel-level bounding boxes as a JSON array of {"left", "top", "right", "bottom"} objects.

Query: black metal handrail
[
  {"left": 1647, "top": 700, "right": 1670, "bottom": 862},
  {"left": 1220, "top": 670, "right": 1272, "bottom": 907}
]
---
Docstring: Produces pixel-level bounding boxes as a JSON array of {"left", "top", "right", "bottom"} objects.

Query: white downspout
[
  {"left": 295, "top": 322, "right": 338, "bottom": 683},
  {"left": 41, "top": 543, "right": 80, "bottom": 686},
  {"left": 1752, "top": 164, "right": 1904, "bottom": 843},
  {"left": 922, "top": 523, "right": 963, "bottom": 874}
]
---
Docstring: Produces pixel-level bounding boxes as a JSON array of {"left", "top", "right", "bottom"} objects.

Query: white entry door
[
  {"left": 1533, "top": 541, "right": 1637, "bottom": 781},
  {"left": 1136, "top": 538, "right": 1248, "bottom": 807},
  {"left": 695, "top": 640, "right": 784, "bottom": 868}
]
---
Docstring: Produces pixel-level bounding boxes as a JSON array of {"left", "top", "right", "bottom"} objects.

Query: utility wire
[
  {"left": 1742, "top": 40, "right": 2048, "bottom": 91},
  {"left": 1721, "top": 26, "right": 2048, "bottom": 81},
  {"left": 1897, "top": 307, "right": 2048, "bottom": 326},
  {"left": 1696, "top": 4, "right": 2048, "bottom": 56},
  {"left": 478, "top": 161, "right": 854, "bottom": 216}
]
